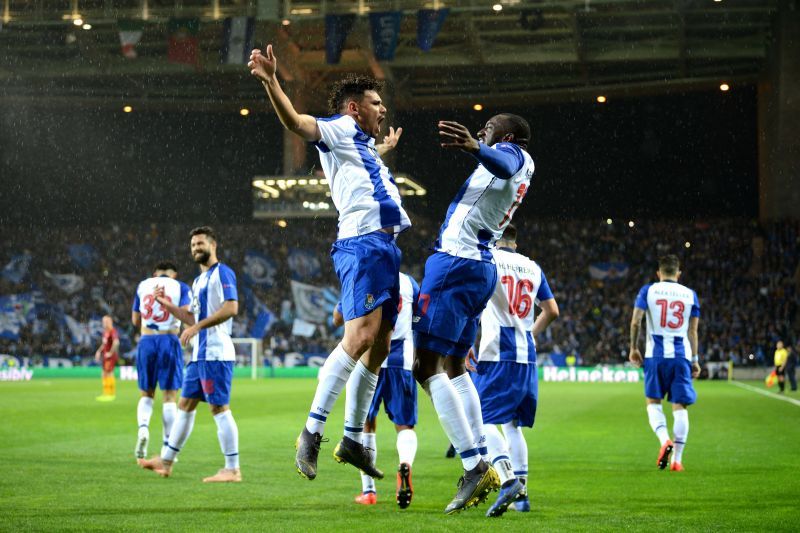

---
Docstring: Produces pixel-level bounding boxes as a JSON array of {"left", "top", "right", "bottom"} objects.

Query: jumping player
[{"left": 95, "top": 315, "right": 120, "bottom": 401}]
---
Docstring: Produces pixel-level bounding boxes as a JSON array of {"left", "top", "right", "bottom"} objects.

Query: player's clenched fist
[
  {"left": 629, "top": 348, "right": 643, "bottom": 368},
  {"left": 248, "top": 45, "right": 277, "bottom": 82}
]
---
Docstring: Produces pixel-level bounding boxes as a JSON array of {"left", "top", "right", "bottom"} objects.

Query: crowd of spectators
[{"left": 0, "top": 217, "right": 797, "bottom": 367}]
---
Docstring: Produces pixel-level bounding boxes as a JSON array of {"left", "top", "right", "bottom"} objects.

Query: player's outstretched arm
[
  {"left": 629, "top": 308, "right": 645, "bottom": 367},
  {"left": 376, "top": 126, "right": 403, "bottom": 156},
  {"left": 532, "top": 298, "right": 559, "bottom": 337},
  {"left": 249, "top": 45, "right": 320, "bottom": 142}
]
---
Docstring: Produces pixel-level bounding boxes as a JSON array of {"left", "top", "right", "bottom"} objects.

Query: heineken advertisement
[{"left": 1, "top": 365, "right": 641, "bottom": 382}]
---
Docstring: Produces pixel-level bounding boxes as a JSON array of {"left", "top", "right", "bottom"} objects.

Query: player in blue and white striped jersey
[
  {"left": 629, "top": 254, "right": 701, "bottom": 472},
  {"left": 470, "top": 224, "right": 559, "bottom": 517},
  {"left": 412, "top": 114, "right": 535, "bottom": 514},
  {"left": 139, "top": 226, "right": 242, "bottom": 483},
  {"left": 250, "top": 45, "right": 408, "bottom": 482}
]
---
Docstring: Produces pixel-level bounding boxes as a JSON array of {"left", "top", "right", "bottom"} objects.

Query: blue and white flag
[
  {"left": 221, "top": 16, "right": 255, "bottom": 64},
  {"left": 0, "top": 293, "right": 36, "bottom": 340},
  {"left": 325, "top": 14, "right": 356, "bottom": 64},
  {"left": 243, "top": 250, "right": 277, "bottom": 288},
  {"left": 288, "top": 248, "right": 321, "bottom": 281},
  {"left": 63, "top": 314, "right": 94, "bottom": 346},
  {"left": 1, "top": 253, "right": 32, "bottom": 284},
  {"left": 291, "top": 280, "right": 329, "bottom": 324},
  {"left": 242, "top": 286, "right": 274, "bottom": 338},
  {"left": 369, "top": 11, "right": 402, "bottom": 61},
  {"left": 44, "top": 271, "right": 85, "bottom": 294},
  {"left": 68, "top": 244, "right": 97, "bottom": 270},
  {"left": 417, "top": 8, "right": 449, "bottom": 52},
  {"left": 588, "top": 262, "right": 630, "bottom": 281}
]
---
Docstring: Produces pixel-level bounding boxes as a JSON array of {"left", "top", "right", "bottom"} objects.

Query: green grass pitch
[{"left": 1, "top": 378, "right": 798, "bottom": 531}]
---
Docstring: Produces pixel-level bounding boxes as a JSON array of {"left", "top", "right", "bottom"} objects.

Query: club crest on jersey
[{"left": 364, "top": 294, "right": 375, "bottom": 310}]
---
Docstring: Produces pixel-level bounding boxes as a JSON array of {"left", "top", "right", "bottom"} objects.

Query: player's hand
[
  {"left": 180, "top": 324, "right": 200, "bottom": 347},
  {"left": 94, "top": 350, "right": 101, "bottom": 362},
  {"left": 248, "top": 45, "right": 277, "bottom": 82},
  {"left": 153, "top": 285, "right": 165, "bottom": 300},
  {"left": 691, "top": 362, "right": 701, "bottom": 379},
  {"left": 465, "top": 347, "right": 478, "bottom": 372},
  {"left": 381, "top": 126, "right": 403, "bottom": 150},
  {"left": 629, "top": 348, "right": 643, "bottom": 368},
  {"left": 438, "top": 121, "right": 480, "bottom": 153}
]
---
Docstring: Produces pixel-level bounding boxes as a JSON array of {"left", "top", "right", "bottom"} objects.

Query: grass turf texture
[{"left": 1, "top": 379, "right": 797, "bottom": 532}]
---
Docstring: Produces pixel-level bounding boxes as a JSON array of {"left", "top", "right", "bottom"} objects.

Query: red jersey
[{"left": 102, "top": 328, "right": 119, "bottom": 357}]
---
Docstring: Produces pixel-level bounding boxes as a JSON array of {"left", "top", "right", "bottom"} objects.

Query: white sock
[
  {"left": 343, "top": 361, "right": 379, "bottom": 442},
  {"left": 360, "top": 432, "right": 377, "bottom": 493},
  {"left": 647, "top": 404, "right": 670, "bottom": 445},
  {"left": 137, "top": 397, "right": 154, "bottom": 433},
  {"left": 161, "top": 402, "right": 177, "bottom": 456},
  {"left": 485, "top": 424, "right": 515, "bottom": 485},
  {"left": 423, "top": 373, "right": 480, "bottom": 471},
  {"left": 672, "top": 409, "right": 689, "bottom": 463},
  {"left": 214, "top": 410, "right": 240, "bottom": 470},
  {"left": 306, "top": 344, "right": 356, "bottom": 435},
  {"left": 162, "top": 409, "right": 196, "bottom": 462},
  {"left": 503, "top": 422, "right": 528, "bottom": 483},
  {"left": 396, "top": 429, "right": 417, "bottom": 466},
  {"left": 450, "top": 373, "right": 488, "bottom": 461}
]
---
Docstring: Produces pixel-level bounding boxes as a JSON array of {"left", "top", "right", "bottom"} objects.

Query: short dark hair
[
  {"left": 658, "top": 254, "right": 680, "bottom": 275},
  {"left": 328, "top": 74, "right": 384, "bottom": 115},
  {"left": 190, "top": 226, "right": 217, "bottom": 242},
  {"left": 154, "top": 261, "right": 178, "bottom": 273},
  {"left": 498, "top": 113, "right": 532, "bottom": 148},
  {"left": 501, "top": 223, "right": 518, "bottom": 243}
]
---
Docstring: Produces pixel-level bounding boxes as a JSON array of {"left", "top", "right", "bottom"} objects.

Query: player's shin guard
[
  {"left": 672, "top": 409, "right": 689, "bottom": 464},
  {"left": 306, "top": 344, "right": 356, "bottom": 436},
  {"left": 137, "top": 397, "right": 154, "bottom": 429},
  {"left": 646, "top": 403, "right": 670, "bottom": 445},
  {"left": 214, "top": 410, "right": 240, "bottom": 470},
  {"left": 343, "top": 362, "right": 378, "bottom": 442},
  {"left": 423, "top": 373, "right": 480, "bottom": 471},
  {"left": 162, "top": 402, "right": 177, "bottom": 457},
  {"left": 485, "top": 424, "right": 515, "bottom": 485},
  {"left": 162, "top": 409, "right": 196, "bottom": 462},
  {"left": 450, "top": 373, "right": 488, "bottom": 460},
  {"left": 396, "top": 429, "right": 417, "bottom": 466}
]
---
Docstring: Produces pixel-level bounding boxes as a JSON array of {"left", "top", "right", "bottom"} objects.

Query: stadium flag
[
  {"left": 221, "top": 16, "right": 255, "bottom": 64},
  {"left": 242, "top": 286, "right": 274, "bottom": 338},
  {"left": 44, "top": 271, "right": 85, "bottom": 294},
  {"left": 287, "top": 248, "right": 321, "bottom": 280},
  {"left": 68, "top": 244, "right": 97, "bottom": 270},
  {"left": 250, "top": 309, "right": 273, "bottom": 338},
  {"left": 1, "top": 253, "right": 32, "bottom": 284},
  {"left": 291, "top": 318, "right": 317, "bottom": 337},
  {"left": 588, "top": 262, "right": 630, "bottom": 281},
  {"left": 291, "top": 280, "right": 329, "bottom": 324},
  {"left": 417, "top": 8, "right": 449, "bottom": 52},
  {"left": 63, "top": 315, "right": 93, "bottom": 346},
  {"left": 168, "top": 18, "right": 200, "bottom": 66},
  {"left": 118, "top": 19, "right": 144, "bottom": 59},
  {"left": 369, "top": 11, "right": 402, "bottom": 61},
  {"left": 243, "top": 250, "right": 277, "bottom": 288},
  {"left": 0, "top": 293, "right": 36, "bottom": 340},
  {"left": 325, "top": 14, "right": 356, "bottom": 64}
]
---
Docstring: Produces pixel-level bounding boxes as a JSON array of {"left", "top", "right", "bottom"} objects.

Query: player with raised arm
[
  {"left": 131, "top": 261, "right": 191, "bottom": 462},
  {"left": 94, "top": 315, "right": 120, "bottom": 401},
  {"left": 412, "top": 114, "right": 535, "bottom": 514},
  {"left": 334, "top": 272, "right": 420, "bottom": 508},
  {"left": 469, "top": 224, "right": 559, "bottom": 517},
  {"left": 139, "top": 227, "right": 242, "bottom": 482},
  {"left": 629, "top": 254, "right": 701, "bottom": 472},
  {"left": 249, "top": 45, "right": 410, "bottom": 482}
]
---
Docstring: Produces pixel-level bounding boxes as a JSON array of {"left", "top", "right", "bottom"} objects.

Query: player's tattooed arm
[
  {"left": 629, "top": 308, "right": 645, "bottom": 367},
  {"left": 376, "top": 126, "right": 403, "bottom": 156},
  {"left": 249, "top": 45, "right": 321, "bottom": 142}
]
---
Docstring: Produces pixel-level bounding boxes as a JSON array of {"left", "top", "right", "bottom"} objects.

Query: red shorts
[{"left": 103, "top": 355, "right": 119, "bottom": 373}]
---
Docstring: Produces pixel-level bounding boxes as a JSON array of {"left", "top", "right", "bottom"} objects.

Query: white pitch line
[{"left": 729, "top": 380, "right": 800, "bottom": 407}]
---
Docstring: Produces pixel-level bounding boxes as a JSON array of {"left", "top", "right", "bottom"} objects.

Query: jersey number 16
[{"left": 500, "top": 276, "right": 533, "bottom": 319}]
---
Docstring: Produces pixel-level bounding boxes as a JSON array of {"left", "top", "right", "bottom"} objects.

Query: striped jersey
[
  {"left": 435, "top": 143, "right": 534, "bottom": 262},
  {"left": 478, "top": 248, "right": 553, "bottom": 364},
  {"left": 635, "top": 280, "right": 700, "bottom": 360},
  {"left": 190, "top": 263, "right": 238, "bottom": 362},
  {"left": 132, "top": 275, "right": 191, "bottom": 332},
  {"left": 385, "top": 272, "right": 419, "bottom": 371},
  {"left": 315, "top": 114, "right": 411, "bottom": 239}
]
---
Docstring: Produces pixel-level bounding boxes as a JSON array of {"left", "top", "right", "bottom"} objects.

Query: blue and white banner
[
  {"left": 1, "top": 253, "right": 32, "bottom": 284},
  {"left": 221, "top": 16, "right": 255, "bottom": 64},
  {"left": 588, "top": 262, "right": 630, "bottom": 281},
  {"left": 369, "top": 11, "right": 402, "bottom": 61},
  {"left": 291, "top": 318, "right": 317, "bottom": 338},
  {"left": 325, "top": 14, "right": 356, "bottom": 64},
  {"left": 68, "top": 244, "right": 97, "bottom": 270},
  {"left": 417, "top": 8, "right": 449, "bottom": 52},
  {"left": 291, "top": 280, "right": 329, "bottom": 324},
  {"left": 243, "top": 250, "right": 277, "bottom": 288},
  {"left": 44, "top": 271, "right": 85, "bottom": 294},
  {"left": 62, "top": 314, "right": 103, "bottom": 346},
  {"left": 242, "top": 286, "right": 274, "bottom": 338},
  {"left": 288, "top": 248, "right": 321, "bottom": 280},
  {"left": 0, "top": 293, "right": 36, "bottom": 340}
]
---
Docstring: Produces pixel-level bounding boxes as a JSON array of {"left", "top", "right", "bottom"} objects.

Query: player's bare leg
[{"left": 205, "top": 403, "right": 241, "bottom": 482}]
